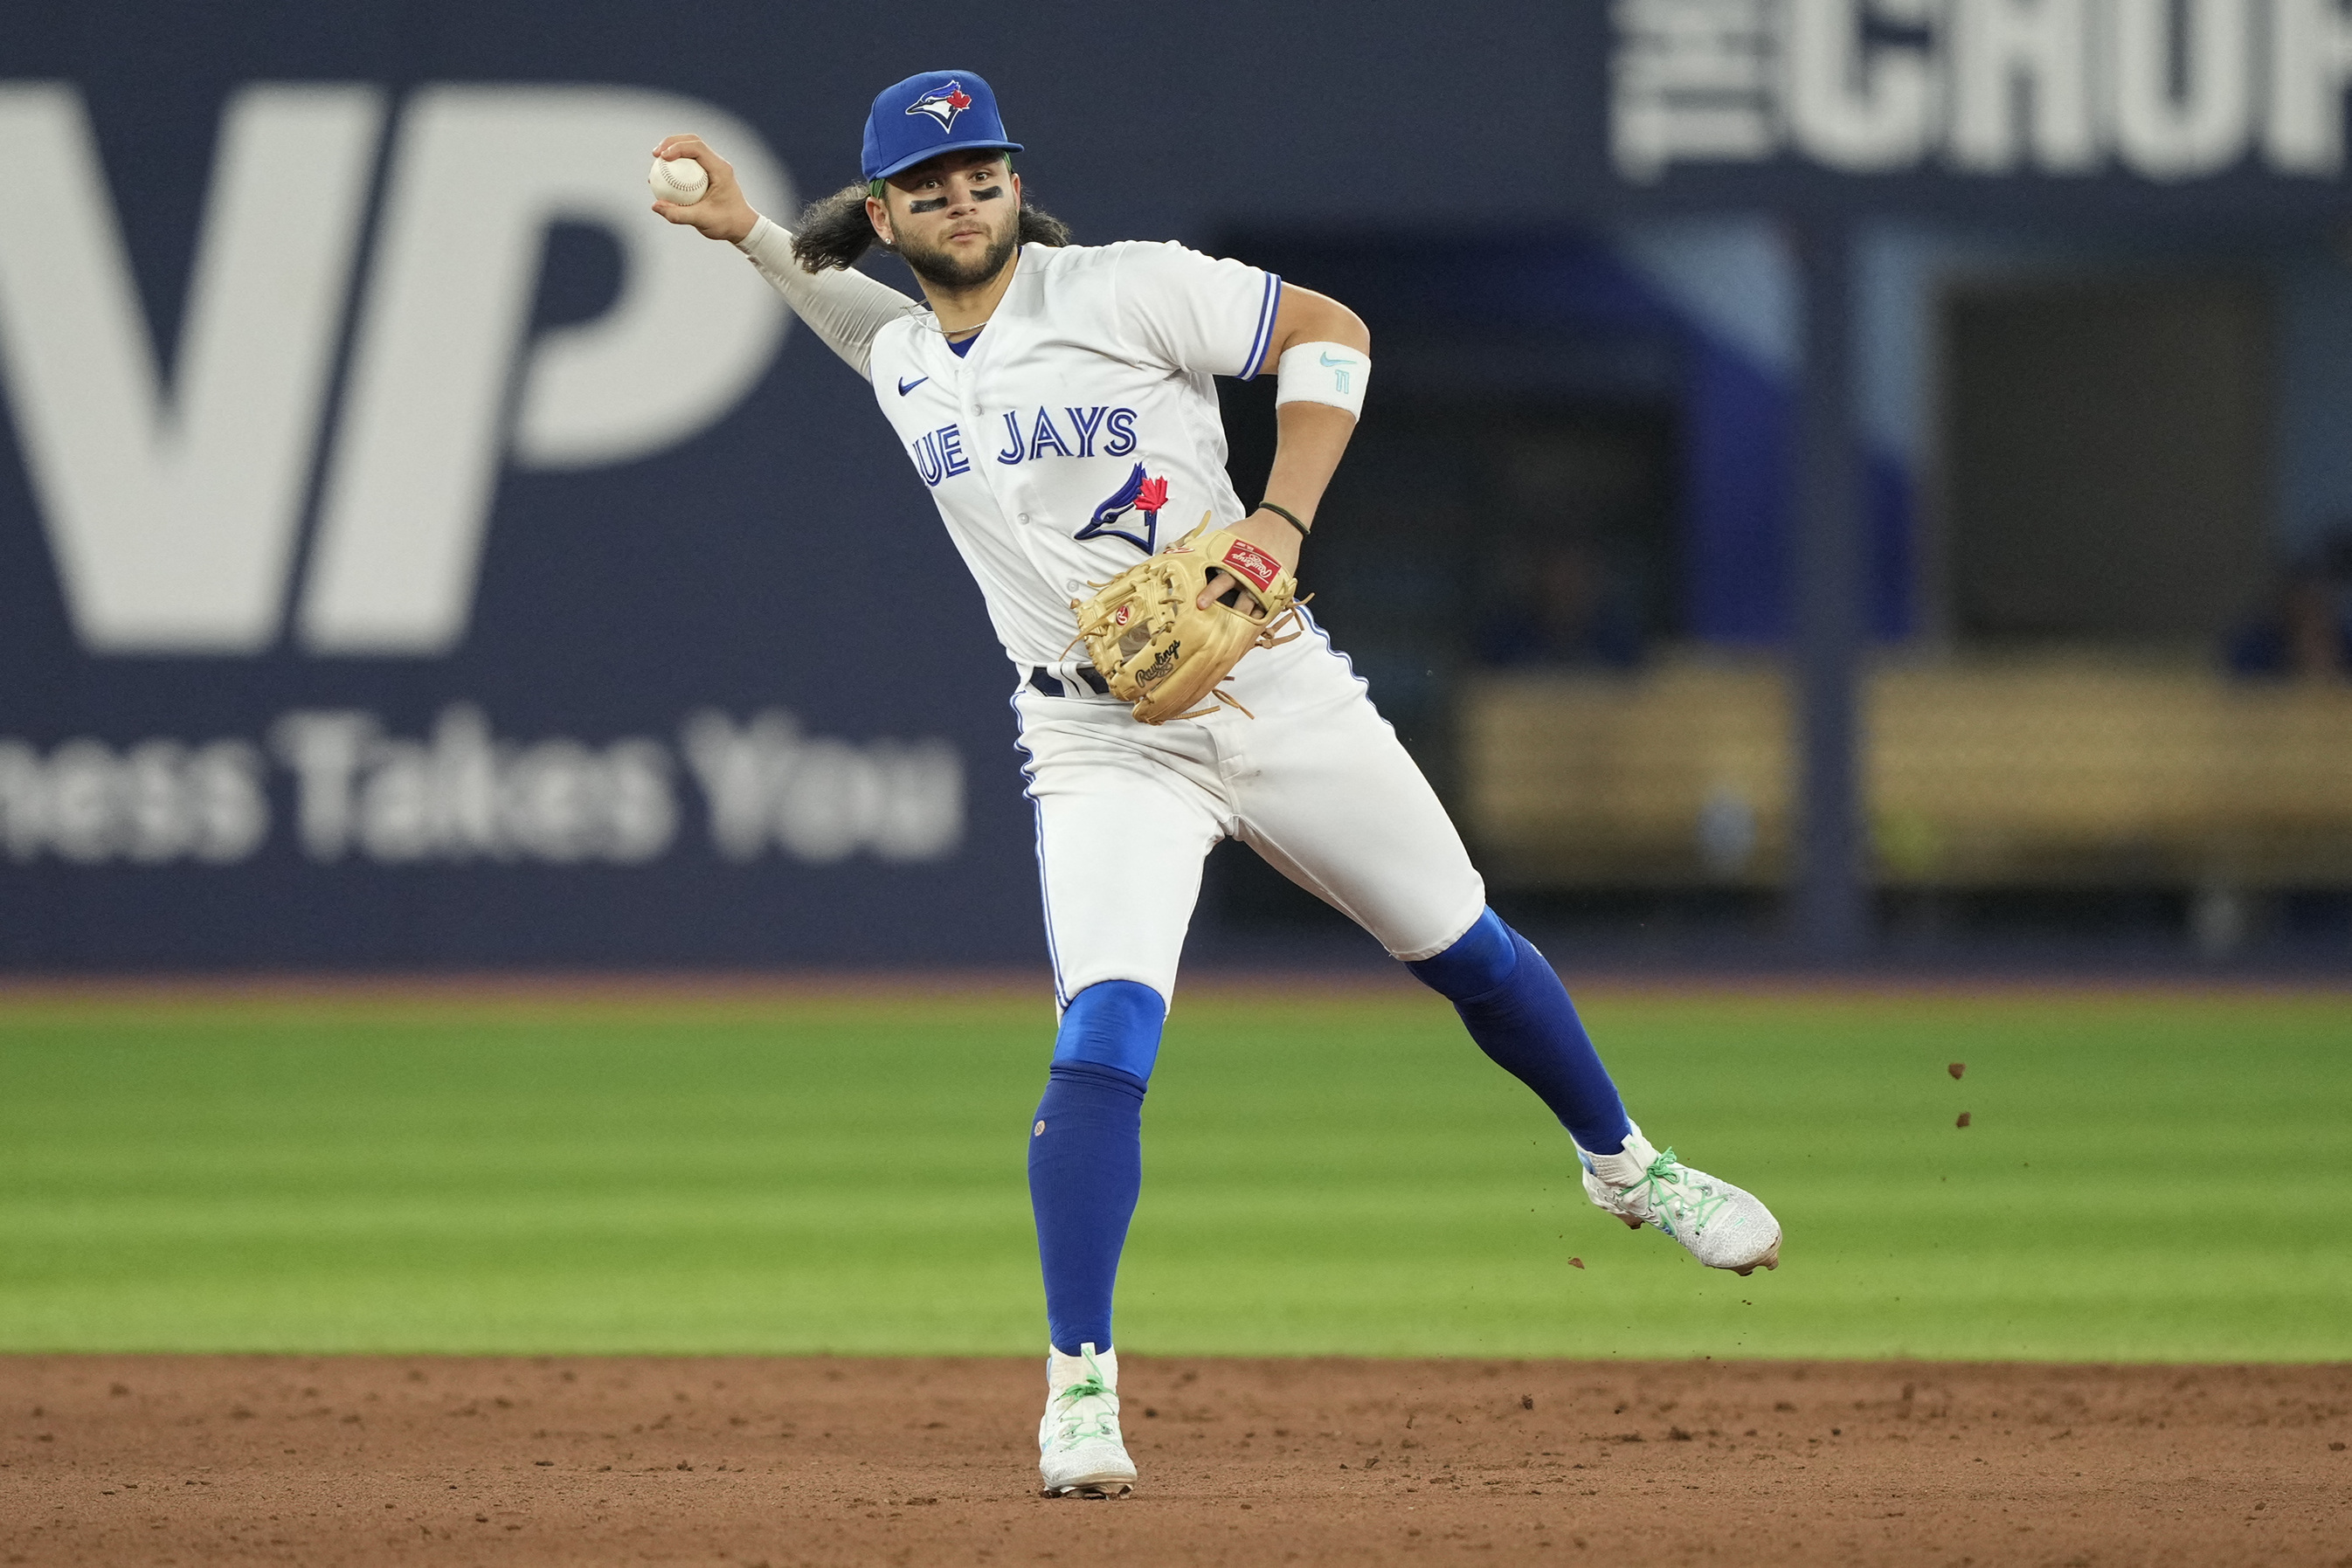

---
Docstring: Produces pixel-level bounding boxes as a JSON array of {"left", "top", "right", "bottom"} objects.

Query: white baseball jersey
[
  {"left": 737, "top": 222, "right": 1485, "bottom": 1000},
  {"left": 864, "top": 241, "right": 1278, "bottom": 669}
]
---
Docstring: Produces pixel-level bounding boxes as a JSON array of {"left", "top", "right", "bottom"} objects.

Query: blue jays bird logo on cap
[
  {"left": 906, "top": 81, "right": 975, "bottom": 131},
  {"left": 864, "top": 70, "right": 1023, "bottom": 182}
]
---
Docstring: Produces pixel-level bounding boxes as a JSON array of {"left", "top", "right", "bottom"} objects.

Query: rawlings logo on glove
[
  {"left": 1220, "top": 539, "right": 1282, "bottom": 591},
  {"left": 1069, "top": 515, "right": 1305, "bottom": 724}
]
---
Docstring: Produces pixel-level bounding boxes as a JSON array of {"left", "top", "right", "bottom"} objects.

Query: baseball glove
[{"left": 1069, "top": 515, "right": 1306, "bottom": 724}]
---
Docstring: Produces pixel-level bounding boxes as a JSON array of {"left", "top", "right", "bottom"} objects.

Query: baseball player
[{"left": 654, "top": 71, "right": 1780, "bottom": 1500}]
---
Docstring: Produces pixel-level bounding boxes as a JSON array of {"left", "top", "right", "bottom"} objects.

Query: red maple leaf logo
[
  {"left": 946, "top": 88, "right": 972, "bottom": 111},
  {"left": 1134, "top": 476, "right": 1168, "bottom": 514}
]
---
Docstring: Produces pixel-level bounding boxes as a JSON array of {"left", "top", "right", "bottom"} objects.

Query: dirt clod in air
[
  {"left": 1955, "top": 1112, "right": 1972, "bottom": 1129},
  {"left": 1948, "top": 1062, "right": 1966, "bottom": 1080},
  {"left": 1567, "top": 1257, "right": 1585, "bottom": 1269}
]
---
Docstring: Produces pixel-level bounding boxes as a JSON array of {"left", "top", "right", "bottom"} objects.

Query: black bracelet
[{"left": 1257, "top": 501, "right": 1311, "bottom": 538}]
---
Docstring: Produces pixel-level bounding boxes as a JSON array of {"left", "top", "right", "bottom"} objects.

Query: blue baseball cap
[{"left": 861, "top": 71, "right": 1023, "bottom": 183}]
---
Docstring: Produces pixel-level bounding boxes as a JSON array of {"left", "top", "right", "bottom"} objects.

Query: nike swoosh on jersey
[{"left": 898, "top": 376, "right": 930, "bottom": 396}]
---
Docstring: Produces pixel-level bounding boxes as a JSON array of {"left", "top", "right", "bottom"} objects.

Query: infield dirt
[{"left": 3, "top": 1357, "right": 2346, "bottom": 1566}]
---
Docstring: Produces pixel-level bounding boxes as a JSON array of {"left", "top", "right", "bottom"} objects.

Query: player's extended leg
[
  {"left": 1407, "top": 908, "right": 1779, "bottom": 1273},
  {"left": 1224, "top": 632, "right": 1780, "bottom": 1274}
]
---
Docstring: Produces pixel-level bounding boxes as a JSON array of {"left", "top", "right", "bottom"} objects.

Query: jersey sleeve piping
[{"left": 1238, "top": 274, "right": 1283, "bottom": 381}]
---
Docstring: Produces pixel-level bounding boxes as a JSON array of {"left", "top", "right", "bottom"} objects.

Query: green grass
[{"left": 0, "top": 983, "right": 2345, "bottom": 1360}]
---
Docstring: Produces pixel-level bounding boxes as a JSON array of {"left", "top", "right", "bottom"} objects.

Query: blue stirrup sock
[
  {"left": 1408, "top": 908, "right": 1632, "bottom": 1155},
  {"left": 1028, "top": 980, "right": 1165, "bottom": 1356}
]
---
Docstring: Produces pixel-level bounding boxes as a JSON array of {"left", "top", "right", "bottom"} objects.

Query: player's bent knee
[
  {"left": 1052, "top": 979, "right": 1167, "bottom": 1083},
  {"left": 1405, "top": 907, "right": 1519, "bottom": 1002}
]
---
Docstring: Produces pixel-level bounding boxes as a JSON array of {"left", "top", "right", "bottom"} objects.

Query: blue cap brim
[{"left": 870, "top": 138, "right": 1023, "bottom": 182}]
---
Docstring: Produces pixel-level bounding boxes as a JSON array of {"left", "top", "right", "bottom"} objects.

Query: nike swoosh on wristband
[
  {"left": 898, "top": 376, "right": 929, "bottom": 396},
  {"left": 1318, "top": 352, "right": 1355, "bottom": 368}
]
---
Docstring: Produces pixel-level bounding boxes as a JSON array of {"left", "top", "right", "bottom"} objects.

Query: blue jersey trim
[
  {"left": 1297, "top": 604, "right": 1370, "bottom": 694},
  {"left": 1240, "top": 274, "right": 1283, "bottom": 381}
]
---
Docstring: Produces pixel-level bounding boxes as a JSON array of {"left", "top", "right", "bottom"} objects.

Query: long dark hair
[{"left": 789, "top": 182, "right": 1071, "bottom": 273}]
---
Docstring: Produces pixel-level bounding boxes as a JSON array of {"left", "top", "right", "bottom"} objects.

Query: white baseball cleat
[
  {"left": 1577, "top": 1124, "right": 1781, "bottom": 1275},
  {"left": 1038, "top": 1343, "right": 1137, "bottom": 1498}
]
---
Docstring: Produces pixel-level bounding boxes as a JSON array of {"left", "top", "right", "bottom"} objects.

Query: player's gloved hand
[
  {"left": 649, "top": 134, "right": 761, "bottom": 245},
  {"left": 1073, "top": 516, "right": 1306, "bottom": 724},
  {"left": 1195, "top": 507, "right": 1305, "bottom": 611}
]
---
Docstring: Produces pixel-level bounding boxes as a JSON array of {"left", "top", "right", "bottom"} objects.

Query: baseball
[{"left": 648, "top": 155, "right": 709, "bottom": 205}]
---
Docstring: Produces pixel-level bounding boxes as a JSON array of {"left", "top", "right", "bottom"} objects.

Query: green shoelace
[
  {"left": 1053, "top": 1354, "right": 1119, "bottom": 1443},
  {"left": 1623, "top": 1146, "right": 1730, "bottom": 1238}
]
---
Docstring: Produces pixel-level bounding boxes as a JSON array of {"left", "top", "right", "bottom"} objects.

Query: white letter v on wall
[{"left": 0, "top": 83, "right": 384, "bottom": 653}]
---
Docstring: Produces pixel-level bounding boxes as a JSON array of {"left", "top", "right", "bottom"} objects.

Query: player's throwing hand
[{"left": 648, "top": 135, "right": 758, "bottom": 245}]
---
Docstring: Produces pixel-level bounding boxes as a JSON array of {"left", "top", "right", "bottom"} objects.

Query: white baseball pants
[{"left": 1011, "top": 616, "right": 1488, "bottom": 1008}]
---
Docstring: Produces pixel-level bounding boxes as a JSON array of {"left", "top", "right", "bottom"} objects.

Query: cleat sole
[{"left": 1044, "top": 1480, "right": 1133, "bottom": 1499}]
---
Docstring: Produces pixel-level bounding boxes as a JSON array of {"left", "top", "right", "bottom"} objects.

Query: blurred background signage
[
  {"left": 4, "top": 0, "right": 2352, "bottom": 966},
  {"left": 1616, "top": 0, "right": 2352, "bottom": 185}
]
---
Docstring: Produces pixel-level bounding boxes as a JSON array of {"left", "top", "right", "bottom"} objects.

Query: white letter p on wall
[{"left": 298, "top": 85, "right": 792, "bottom": 655}]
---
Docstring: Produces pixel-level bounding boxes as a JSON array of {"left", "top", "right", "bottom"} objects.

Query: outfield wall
[{"left": 8, "top": 3, "right": 2352, "bottom": 965}]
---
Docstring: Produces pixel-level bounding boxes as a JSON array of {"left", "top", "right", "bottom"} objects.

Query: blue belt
[{"left": 1027, "top": 665, "right": 1110, "bottom": 698}]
